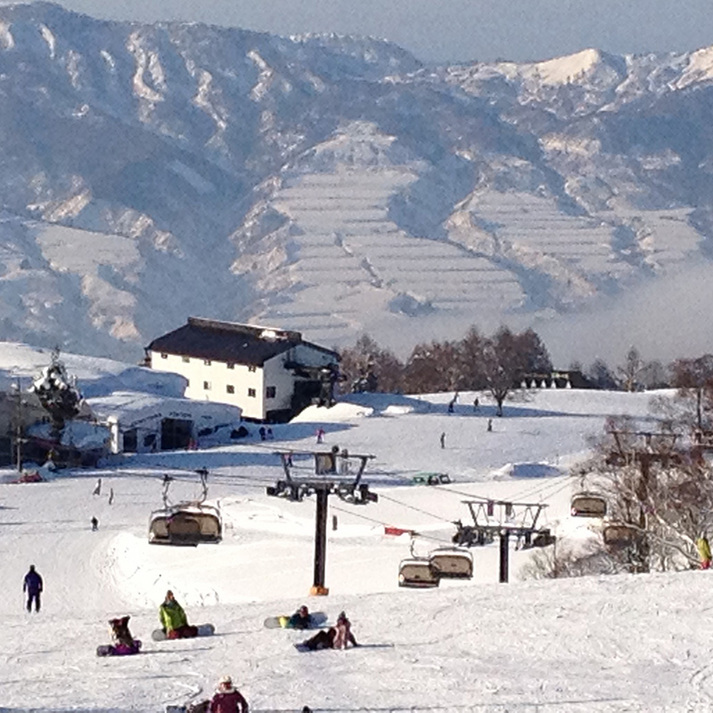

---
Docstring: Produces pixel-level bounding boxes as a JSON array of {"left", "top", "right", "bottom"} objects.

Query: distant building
[
  {"left": 146, "top": 317, "right": 339, "bottom": 422},
  {"left": 520, "top": 370, "right": 595, "bottom": 389}
]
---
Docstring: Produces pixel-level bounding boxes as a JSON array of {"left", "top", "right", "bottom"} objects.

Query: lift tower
[{"left": 267, "top": 446, "right": 377, "bottom": 595}]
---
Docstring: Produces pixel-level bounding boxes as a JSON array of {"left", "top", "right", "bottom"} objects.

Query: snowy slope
[{"left": 2, "top": 344, "right": 711, "bottom": 711}]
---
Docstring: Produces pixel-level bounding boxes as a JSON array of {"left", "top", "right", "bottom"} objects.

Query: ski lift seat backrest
[
  {"left": 603, "top": 523, "right": 638, "bottom": 547},
  {"left": 148, "top": 506, "right": 222, "bottom": 546},
  {"left": 429, "top": 548, "right": 473, "bottom": 579},
  {"left": 571, "top": 493, "right": 607, "bottom": 518},
  {"left": 398, "top": 559, "right": 440, "bottom": 588}
]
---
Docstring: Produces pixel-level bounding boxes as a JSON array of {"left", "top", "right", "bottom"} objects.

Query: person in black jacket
[{"left": 23, "top": 565, "right": 43, "bottom": 613}]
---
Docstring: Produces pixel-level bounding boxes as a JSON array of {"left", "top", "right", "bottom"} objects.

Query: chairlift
[
  {"left": 531, "top": 528, "right": 556, "bottom": 548},
  {"left": 148, "top": 503, "right": 222, "bottom": 546},
  {"left": 428, "top": 547, "right": 473, "bottom": 579},
  {"left": 452, "top": 523, "right": 494, "bottom": 547},
  {"left": 148, "top": 469, "right": 222, "bottom": 546},
  {"left": 398, "top": 558, "right": 440, "bottom": 588},
  {"left": 570, "top": 492, "right": 607, "bottom": 518},
  {"left": 602, "top": 523, "right": 639, "bottom": 548}
]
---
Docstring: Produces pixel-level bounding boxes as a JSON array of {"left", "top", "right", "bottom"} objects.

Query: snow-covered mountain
[{"left": 0, "top": 2, "right": 712, "bottom": 361}]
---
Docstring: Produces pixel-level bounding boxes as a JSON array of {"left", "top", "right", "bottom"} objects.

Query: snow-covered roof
[{"left": 87, "top": 390, "right": 242, "bottom": 429}]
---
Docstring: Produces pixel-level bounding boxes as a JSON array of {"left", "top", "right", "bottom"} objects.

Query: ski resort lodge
[{"left": 146, "top": 318, "right": 340, "bottom": 422}]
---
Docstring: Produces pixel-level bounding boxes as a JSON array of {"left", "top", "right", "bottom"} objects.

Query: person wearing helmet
[{"left": 209, "top": 675, "right": 248, "bottom": 713}]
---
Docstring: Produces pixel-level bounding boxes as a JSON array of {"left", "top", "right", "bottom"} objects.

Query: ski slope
[{"left": 1, "top": 379, "right": 712, "bottom": 712}]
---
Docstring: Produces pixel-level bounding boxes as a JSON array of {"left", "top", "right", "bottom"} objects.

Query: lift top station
[{"left": 267, "top": 446, "right": 377, "bottom": 595}]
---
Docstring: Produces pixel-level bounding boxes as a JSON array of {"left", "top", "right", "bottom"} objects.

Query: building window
[
  {"left": 266, "top": 386, "right": 276, "bottom": 399},
  {"left": 203, "top": 381, "right": 211, "bottom": 390},
  {"left": 204, "top": 359, "right": 212, "bottom": 366},
  {"left": 226, "top": 385, "right": 235, "bottom": 394},
  {"left": 227, "top": 362, "right": 235, "bottom": 370},
  {"left": 248, "top": 388, "right": 256, "bottom": 398},
  {"left": 248, "top": 365, "right": 257, "bottom": 373},
  {"left": 160, "top": 353, "right": 168, "bottom": 359},
  {"left": 182, "top": 356, "right": 190, "bottom": 363}
]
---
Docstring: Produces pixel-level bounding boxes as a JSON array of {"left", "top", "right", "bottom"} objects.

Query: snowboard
[
  {"left": 166, "top": 701, "right": 210, "bottom": 713},
  {"left": 263, "top": 612, "right": 327, "bottom": 630},
  {"left": 96, "top": 640, "right": 142, "bottom": 657},
  {"left": 151, "top": 623, "right": 215, "bottom": 641},
  {"left": 165, "top": 702, "right": 209, "bottom": 713}
]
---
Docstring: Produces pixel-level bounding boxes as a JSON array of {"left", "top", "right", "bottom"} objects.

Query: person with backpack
[
  {"left": 159, "top": 590, "right": 198, "bottom": 639},
  {"left": 23, "top": 564, "right": 43, "bottom": 613}
]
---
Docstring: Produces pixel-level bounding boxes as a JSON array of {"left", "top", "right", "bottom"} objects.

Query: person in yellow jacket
[
  {"left": 159, "top": 590, "right": 198, "bottom": 639},
  {"left": 697, "top": 536, "right": 711, "bottom": 570}
]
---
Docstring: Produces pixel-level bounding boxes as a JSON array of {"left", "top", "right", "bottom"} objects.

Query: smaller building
[
  {"left": 146, "top": 317, "right": 339, "bottom": 422},
  {"left": 87, "top": 391, "right": 243, "bottom": 454}
]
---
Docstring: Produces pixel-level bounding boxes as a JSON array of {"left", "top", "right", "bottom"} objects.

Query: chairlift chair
[
  {"left": 148, "top": 503, "right": 222, "bottom": 546},
  {"left": 398, "top": 558, "right": 440, "bottom": 588},
  {"left": 602, "top": 523, "right": 639, "bottom": 548},
  {"left": 570, "top": 492, "right": 607, "bottom": 518},
  {"left": 428, "top": 547, "right": 473, "bottom": 579}
]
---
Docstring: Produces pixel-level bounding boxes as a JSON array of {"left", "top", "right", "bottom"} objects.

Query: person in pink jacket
[{"left": 210, "top": 676, "right": 248, "bottom": 713}]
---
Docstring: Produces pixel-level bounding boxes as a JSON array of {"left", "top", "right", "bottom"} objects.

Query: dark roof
[{"left": 147, "top": 317, "right": 338, "bottom": 367}]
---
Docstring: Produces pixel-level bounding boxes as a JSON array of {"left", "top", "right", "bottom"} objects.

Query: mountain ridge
[{"left": 0, "top": 2, "right": 710, "bottom": 362}]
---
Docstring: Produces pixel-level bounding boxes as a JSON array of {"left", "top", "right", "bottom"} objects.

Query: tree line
[{"left": 337, "top": 329, "right": 712, "bottom": 413}]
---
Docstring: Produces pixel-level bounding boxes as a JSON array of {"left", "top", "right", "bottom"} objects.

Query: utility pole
[
  {"left": 13, "top": 378, "right": 22, "bottom": 472},
  {"left": 267, "top": 447, "right": 377, "bottom": 595}
]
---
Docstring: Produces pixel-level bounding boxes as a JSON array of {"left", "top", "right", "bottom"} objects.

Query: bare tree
[
  {"left": 338, "top": 334, "right": 403, "bottom": 394},
  {"left": 617, "top": 346, "right": 645, "bottom": 392},
  {"left": 480, "top": 328, "right": 528, "bottom": 416},
  {"left": 403, "top": 340, "right": 461, "bottom": 394},
  {"left": 576, "top": 414, "right": 711, "bottom": 574},
  {"left": 670, "top": 354, "right": 713, "bottom": 432}
]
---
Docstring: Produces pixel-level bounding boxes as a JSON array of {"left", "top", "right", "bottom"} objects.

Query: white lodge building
[{"left": 146, "top": 317, "right": 339, "bottom": 422}]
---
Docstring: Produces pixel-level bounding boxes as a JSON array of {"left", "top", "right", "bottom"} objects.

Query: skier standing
[
  {"left": 697, "top": 536, "right": 711, "bottom": 570},
  {"left": 23, "top": 564, "right": 43, "bottom": 613}
]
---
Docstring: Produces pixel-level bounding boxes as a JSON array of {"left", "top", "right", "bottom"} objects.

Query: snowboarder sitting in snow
[
  {"left": 287, "top": 605, "right": 311, "bottom": 629},
  {"left": 209, "top": 675, "right": 248, "bottom": 713},
  {"left": 301, "top": 611, "right": 358, "bottom": 650},
  {"left": 159, "top": 590, "right": 198, "bottom": 639},
  {"left": 107, "top": 615, "right": 141, "bottom": 655}
]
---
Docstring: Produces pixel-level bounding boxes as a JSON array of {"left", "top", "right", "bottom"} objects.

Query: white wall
[{"left": 149, "top": 350, "right": 265, "bottom": 419}]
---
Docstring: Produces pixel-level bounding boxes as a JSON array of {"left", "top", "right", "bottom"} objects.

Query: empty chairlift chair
[
  {"left": 602, "top": 522, "right": 639, "bottom": 548},
  {"left": 570, "top": 492, "right": 607, "bottom": 518},
  {"left": 149, "top": 503, "right": 222, "bottom": 546},
  {"left": 398, "top": 558, "right": 440, "bottom": 588},
  {"left": 428, "top": 547, "right": 474, "bottom": 580}
]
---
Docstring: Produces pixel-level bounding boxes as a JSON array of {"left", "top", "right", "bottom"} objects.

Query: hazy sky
[{"left": 28, "top": 0, "right": 713, "bottom": 63}]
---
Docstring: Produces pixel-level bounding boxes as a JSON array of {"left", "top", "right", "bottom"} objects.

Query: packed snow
[{"left": 1, "top": 351, "right": 711, "bottom": 712}]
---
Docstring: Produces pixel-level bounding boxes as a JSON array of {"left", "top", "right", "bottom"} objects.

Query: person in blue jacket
[{"left": 23, "top": 565, "right": 43, "bottom": 613}]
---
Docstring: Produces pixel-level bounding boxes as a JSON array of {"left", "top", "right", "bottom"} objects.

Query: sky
[
  {"left": 5, "top": 342, "right": 710, "bottom": 711},
  {"left": 16, "top": 0, "right": 713, "bottom": 64}
]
